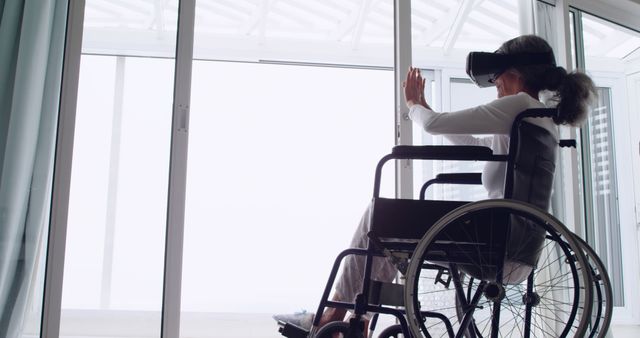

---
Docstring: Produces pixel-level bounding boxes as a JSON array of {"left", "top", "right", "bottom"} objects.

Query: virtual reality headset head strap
[{"left": 505, "top": 51, "right": 556, "bottom": 67}]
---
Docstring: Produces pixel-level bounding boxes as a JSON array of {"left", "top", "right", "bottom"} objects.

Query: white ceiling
[{"left": 81, "top": 0, "right": 639, "bottom": 67}]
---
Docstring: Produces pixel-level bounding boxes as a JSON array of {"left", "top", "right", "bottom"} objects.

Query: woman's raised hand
[{"left": 403, "top": 67, "right": 427, "bottom": 108}]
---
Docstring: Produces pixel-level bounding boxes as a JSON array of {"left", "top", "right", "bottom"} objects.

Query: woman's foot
[
  {"left": 317, "top": 306, "right": 348, "bottom": 327},
  {"left": 272, "top": 310, "right": 315, "bottom": 330}
]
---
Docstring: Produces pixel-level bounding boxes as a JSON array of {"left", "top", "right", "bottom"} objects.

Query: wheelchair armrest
[
  {"left": 419, "top": 173, "right": 482, "bottom": 200},
  {"left": 391, "top": 145, "right": 493, "bottom": 161},
  {"left": 433, "top": 173, "right": 482, "bottom": 184}
]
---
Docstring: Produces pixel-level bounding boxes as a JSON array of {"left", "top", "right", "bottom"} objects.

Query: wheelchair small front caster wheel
[
  {"left": 314, "top": 321, "right": 349, "bottom": 338},
  {"left": 377, "top": 324, "right": 405, "bottom": 338}
]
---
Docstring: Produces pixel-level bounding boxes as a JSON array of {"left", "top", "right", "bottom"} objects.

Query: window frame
[
  {"left": 586, "top": 73, "right": 640, "bottom": 324},
  {"left": 571, "top": 5, "right": 640, "bottom": 323},
  {"left": 45, "top": 1, "right": 640, "bottom": 337}
]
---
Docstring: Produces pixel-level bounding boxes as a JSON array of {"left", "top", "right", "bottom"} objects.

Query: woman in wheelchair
[{"left": 275, "top": 34, "right": 599, "bottom": 337}]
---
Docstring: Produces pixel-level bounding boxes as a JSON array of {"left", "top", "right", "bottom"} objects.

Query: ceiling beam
[
  {"left": 148, "top": 0, "right": 169, "bottom": 30},
  {"left": 85, "top": 1, "right": 122, "bottom": 18},
  {"left": 569, "top": 0, "right": 640, "bottom": 33},
  {"left": 594, "top": 29, "right": 635, "bottom": 57},
  {"left": 443, "top": 0, "right": 475, "bottom": 54},
  {"left": 420, "top": 0, "right": 484, "bottom": 47},
  {"left": 268, "top": 2, "right": 314, "bottom": 30},
  {"left": 242, "top": 0, "right": 274, "bottom": 36},
  {"left": 281, "top": 0, "right": 339, "bottom": 25},
  {"left": 197, "top": 1, "right": 246, "bottom": 25},
  {"left": 330, "top": 2, "right": 362, "bottom": 41},
  {"left": 475, "top": 6, "right": 517, "bottom": 30},
  {"left": 351, "top": 0, "right": 375, "bottom": 49},
  {"left": 100, "top": 0, "right": 149, "bottom": 16}
]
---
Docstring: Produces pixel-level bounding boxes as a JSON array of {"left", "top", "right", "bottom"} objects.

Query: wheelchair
[{"left": 277, "top": 108, "right": 612, "bottom": 338}]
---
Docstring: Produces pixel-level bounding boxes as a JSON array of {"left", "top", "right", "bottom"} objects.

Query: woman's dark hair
[{"left": 497, "top": 35, "right": 597, "bottom": 126}]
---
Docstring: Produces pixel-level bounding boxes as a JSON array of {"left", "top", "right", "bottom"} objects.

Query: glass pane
[
  {"left": 580, "top": 12, "right": 640, "bottom": 307},
  {"left": 410, "top": 0, "right": 524, "bottom": 198},
  {"left": 61, "top": 1, "right": 178, "bottom": 336},
  {"left": 583, "top": 88, "right": 624, "bottom": 306},
  {"left": 181, "top": 1, "right": 394, "bottom": 336},
  {"left": 411, "top": 0, "right": 522, "bottom": 68},
  {"left": 193, "top": 0, "right": 394, "bottom": 67},
  {"left": 412, "top": 77, "right": 498, "bottom": 200},
  {"left": 408, "top": 2, "right": 523, "bottom": 336}
]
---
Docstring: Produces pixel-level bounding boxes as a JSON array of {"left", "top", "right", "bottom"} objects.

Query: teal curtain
[{"left": 0, "top": 0, "right": 68, "bottom": 336}]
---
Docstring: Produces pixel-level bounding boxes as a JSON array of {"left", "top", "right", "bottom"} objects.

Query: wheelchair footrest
[{"left": 277, "top": 321, "right": 310, "bottom": 338}]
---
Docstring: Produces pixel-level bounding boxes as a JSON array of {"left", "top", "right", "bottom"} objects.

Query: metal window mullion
[
  {"left": 602, "top": 89, "right": 624, "bottom": 306},
  {"left": 394, "top": 0, "right": 412, "bottom": 199},
  {"left": 571, "top": 9, "right": 585, "bottom": 70},
  {"left": 571, "top": 8, "right": 596, "bottom": 244},
  {"left": 553, "top": 1, "right": 584, "bottom": 237},
  {"left": 100, "top": 55, "right": 126, "bottom": 310},
  {"left": 519, "top": 0, "right": 535, "bottom": 34},
  {"left": 553, "top": 0, "right": 573, "bottom": 70},
  {"left": 581, "top": 118, "right": 597, "bottom": 247},
  {"left": 161, "top": 0, "right": 195, "bottom": 337},
  {"left": 42, "top": 0, "right": 86, "bottom": 337}
]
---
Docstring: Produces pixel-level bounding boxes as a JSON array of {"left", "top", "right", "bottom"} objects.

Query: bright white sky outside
[
  {"left": 183, "top": 60, "right": 395, "bottom": 313},
  {"left": 64, "top": 56, "right": 395, "bottom": 315}
]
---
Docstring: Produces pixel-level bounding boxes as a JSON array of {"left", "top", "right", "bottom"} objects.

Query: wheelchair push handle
[
  {"left": 559, "top": 139, "right": 577, "bottom": 148},
  {"left": 429, "top": 173, "right": 482, "bottom": 184},
  {"left": 391, "top": 145, "right": 494, "bottom": 161}
]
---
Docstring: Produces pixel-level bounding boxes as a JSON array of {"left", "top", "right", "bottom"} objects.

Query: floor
[{"left": 22, "top": 310, "right": 640, "bottom": 337}]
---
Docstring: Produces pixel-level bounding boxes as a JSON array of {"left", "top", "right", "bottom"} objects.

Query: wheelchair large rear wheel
[
  {"left": 573, "top": 236, "right": 612, "bottom": 338},
  {"left": 404, "top": 199, "right": 593, "bottom": 338}
]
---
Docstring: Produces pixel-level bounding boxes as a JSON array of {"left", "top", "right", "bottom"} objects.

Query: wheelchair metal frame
[{"left": 277, "top": 109, "right": 610, "bottom": 338}]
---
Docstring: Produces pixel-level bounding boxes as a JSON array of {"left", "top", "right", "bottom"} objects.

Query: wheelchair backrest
[
  {"left": 503, "top": 110, "right": 558, "bottom": 269},
  {"left": 504, "top": 116, "right": 558, "bottom": 209}
]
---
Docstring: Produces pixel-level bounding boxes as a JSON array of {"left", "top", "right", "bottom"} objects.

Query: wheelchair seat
[{"left": 370, "top": 116, "right": 558, "bottom": 283}]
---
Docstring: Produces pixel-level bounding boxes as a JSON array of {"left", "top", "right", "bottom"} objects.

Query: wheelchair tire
[
  {"left": 453, "top": 233, "right": 593, "bottom": 338},
  {"left": 453, "top": 235, "right": 613, "bottom": 338},
  {"left": 573, "top": 236, "right": 613, "bottom": 338},
  {"left": 314, "top": 321, "right": 351, "bottom": 338},
  {"left": 404, "top": 199, "right": 593, "bottom": 338},
  {"left": 376, "top": 324, "right": 405, "bottom": 338}
]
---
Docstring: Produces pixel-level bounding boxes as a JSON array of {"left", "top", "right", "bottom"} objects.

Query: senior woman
[{"left": 275, "top": 34, "right": 596, "bottom": 335}]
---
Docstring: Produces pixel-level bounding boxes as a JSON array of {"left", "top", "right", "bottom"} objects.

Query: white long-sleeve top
[{"left": 408, "top": 92, "right": 558, "bottom": 199}]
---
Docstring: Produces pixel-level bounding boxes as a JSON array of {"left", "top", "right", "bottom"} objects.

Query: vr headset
[{"left": 466, "top": 51, "right": 556, "bottom": 87}]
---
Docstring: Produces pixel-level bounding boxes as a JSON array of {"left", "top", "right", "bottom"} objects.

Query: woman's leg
[{"left": 319, "top": 203, "right": 398, "bottom": 328}]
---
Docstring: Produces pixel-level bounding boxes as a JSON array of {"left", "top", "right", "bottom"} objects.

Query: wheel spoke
[{"left": 404, "top": 200, "right": 592, "bottom": 338}]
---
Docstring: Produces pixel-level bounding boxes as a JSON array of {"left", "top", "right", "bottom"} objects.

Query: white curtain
[{"left": 0, "top": 0, "right": 68, "bottom": 336}]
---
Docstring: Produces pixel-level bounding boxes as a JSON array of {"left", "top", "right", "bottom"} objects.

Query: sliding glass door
[
  {"left": 180, "top": 2, "right": 395, "bottom": 336},
  {"left": 409, "top": 0, "right": 527, "bottom": 198},
  {"left": 60, "top": 1, "right": 178, "bottom": 336},
  {"left": 573, "top": 10, "right": 640, "bottom": 323}
]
